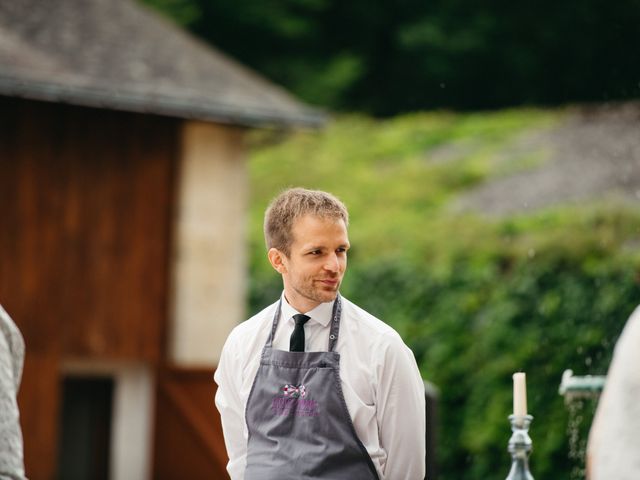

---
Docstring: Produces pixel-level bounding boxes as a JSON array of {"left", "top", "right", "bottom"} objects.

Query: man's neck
[{"left": 283, "top": 291, "right": 320, "bottom": 314}]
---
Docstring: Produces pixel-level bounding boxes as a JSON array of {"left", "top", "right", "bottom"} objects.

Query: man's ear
[{"left": 267, "top": 248, "right": 287, "bottom": 274}]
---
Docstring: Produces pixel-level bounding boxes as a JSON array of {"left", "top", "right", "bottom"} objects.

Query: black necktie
[{"left": 290, "top": 314, "right": 310, "bottom": 352}]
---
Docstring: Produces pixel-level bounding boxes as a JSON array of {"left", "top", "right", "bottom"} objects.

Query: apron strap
[
  {"left": 327, "top": 294, "right": 341, "bottom": 352},
  {"left": 265, "top": 294, "right": 343, "bottom": 352},
  {"left": 265, "top": 300, "right": 282, "bottom": 349}
]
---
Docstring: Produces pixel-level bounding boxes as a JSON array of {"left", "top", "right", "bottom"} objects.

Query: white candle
[{"left": 513, "top": 372, "right": 527, "bottom": 417}]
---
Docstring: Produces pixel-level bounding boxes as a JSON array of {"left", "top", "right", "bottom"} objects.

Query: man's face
[{"left": 271, "top": 214, "right": 350, "bottom": 313}]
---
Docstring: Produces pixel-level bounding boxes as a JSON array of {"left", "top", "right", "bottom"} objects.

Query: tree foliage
[{"left": 144, "top": 0, "right": 640, "bottom": 114}]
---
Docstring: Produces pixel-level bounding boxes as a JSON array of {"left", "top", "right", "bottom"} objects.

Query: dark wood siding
[
  {"left": 0, "top": 97, "right": 179, "bottom": 479},
  {"left": 17, "top": 352, "right": 61, "bottom": 480},
  {"left": 0, "top": 97, "right": 177, "bottom": 361},
  {"left": 153, "top": 367, "right": 229, "bottom": 479}
]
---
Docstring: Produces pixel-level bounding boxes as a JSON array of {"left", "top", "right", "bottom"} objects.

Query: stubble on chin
[{"left": 294, "top": 282, "right": 339, "bottom": 306}]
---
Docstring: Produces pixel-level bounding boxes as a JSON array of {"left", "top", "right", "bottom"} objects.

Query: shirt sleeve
[
  {"left": 376, "top": 334, "right": 426, "bottom": 480},
  {"left": 214, "top": 331, "right": 248, "bottom": 480}
]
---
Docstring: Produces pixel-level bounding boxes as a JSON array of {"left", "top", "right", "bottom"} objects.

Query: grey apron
[{"left": 244, "top": 295, "right": 380, "bottom": 480}]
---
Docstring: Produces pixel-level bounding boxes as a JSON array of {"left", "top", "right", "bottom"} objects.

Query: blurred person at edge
[
  {"left": 215, "top": 188, "right": 426, "bottom": 479},
  {"left": 587, "top": 305, "right": 640, "bottom": 480},
  {"left": 0, "top": 304, "right": 27, "bottom": 480}
]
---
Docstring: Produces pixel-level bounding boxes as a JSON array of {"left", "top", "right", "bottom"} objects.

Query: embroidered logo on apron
[
  {"left": 271, "top": 384, "right": 319, "bottom": 417},
  {"left": 283, "top": 384, "right": 306, "bottom": 398}
]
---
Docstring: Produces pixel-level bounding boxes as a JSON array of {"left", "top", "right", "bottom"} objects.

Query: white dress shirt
[{"left": 214, "top": 294, "right": 426, "bottom": 480}]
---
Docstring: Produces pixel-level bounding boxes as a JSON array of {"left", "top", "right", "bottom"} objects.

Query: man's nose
[{"left": 324, "top": 253, "right": 340, "bottom": 272}]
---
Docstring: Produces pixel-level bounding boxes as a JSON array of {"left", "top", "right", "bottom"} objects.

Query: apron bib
[{"left": 244, "top": 295, "right": 380, "bottom": 480}]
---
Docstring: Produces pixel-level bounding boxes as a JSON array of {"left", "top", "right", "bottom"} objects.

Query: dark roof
[{"left": 0, "top": 0, "right": 326, "bottom": 127}]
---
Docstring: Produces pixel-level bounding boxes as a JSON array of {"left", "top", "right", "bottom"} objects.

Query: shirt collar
[{"left": 280, "top": 292, "right": 335, "bottom": 327}]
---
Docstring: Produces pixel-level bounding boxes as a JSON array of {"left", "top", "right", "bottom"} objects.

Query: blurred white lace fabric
[
  {"left": 588, "top": 305, "right": 640, "bottom": 480},
  {"left": 0, "top": 304, "right": 26, "bottom": 480}
]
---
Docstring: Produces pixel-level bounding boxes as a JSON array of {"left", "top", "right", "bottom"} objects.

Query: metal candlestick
[{"left": 505, "top": 414, "right": 534, "bottom": 480}]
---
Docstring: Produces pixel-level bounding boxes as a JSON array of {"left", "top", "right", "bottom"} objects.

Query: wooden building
[{"left": 0, "top": 0, "right": 323, "bottom": 478}]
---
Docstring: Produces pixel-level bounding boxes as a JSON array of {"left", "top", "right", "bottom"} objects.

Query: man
[
  {"left": 0, "top": 304, "right": 27, "bottom": 480},
  {"left": 587, "top": 305, "right": 640, "bottom": 479},
  {"left": 215, "top": 188, "right": 426, "bottom": 479}
]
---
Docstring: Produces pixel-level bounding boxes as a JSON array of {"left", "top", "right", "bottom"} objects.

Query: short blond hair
[{"left": 264, "top": 188, "right": 349, "bottom": 256}]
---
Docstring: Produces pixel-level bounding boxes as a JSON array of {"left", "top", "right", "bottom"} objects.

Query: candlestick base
[{"left": 505, "top": 414, "right": 534, "bottom": 480}]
